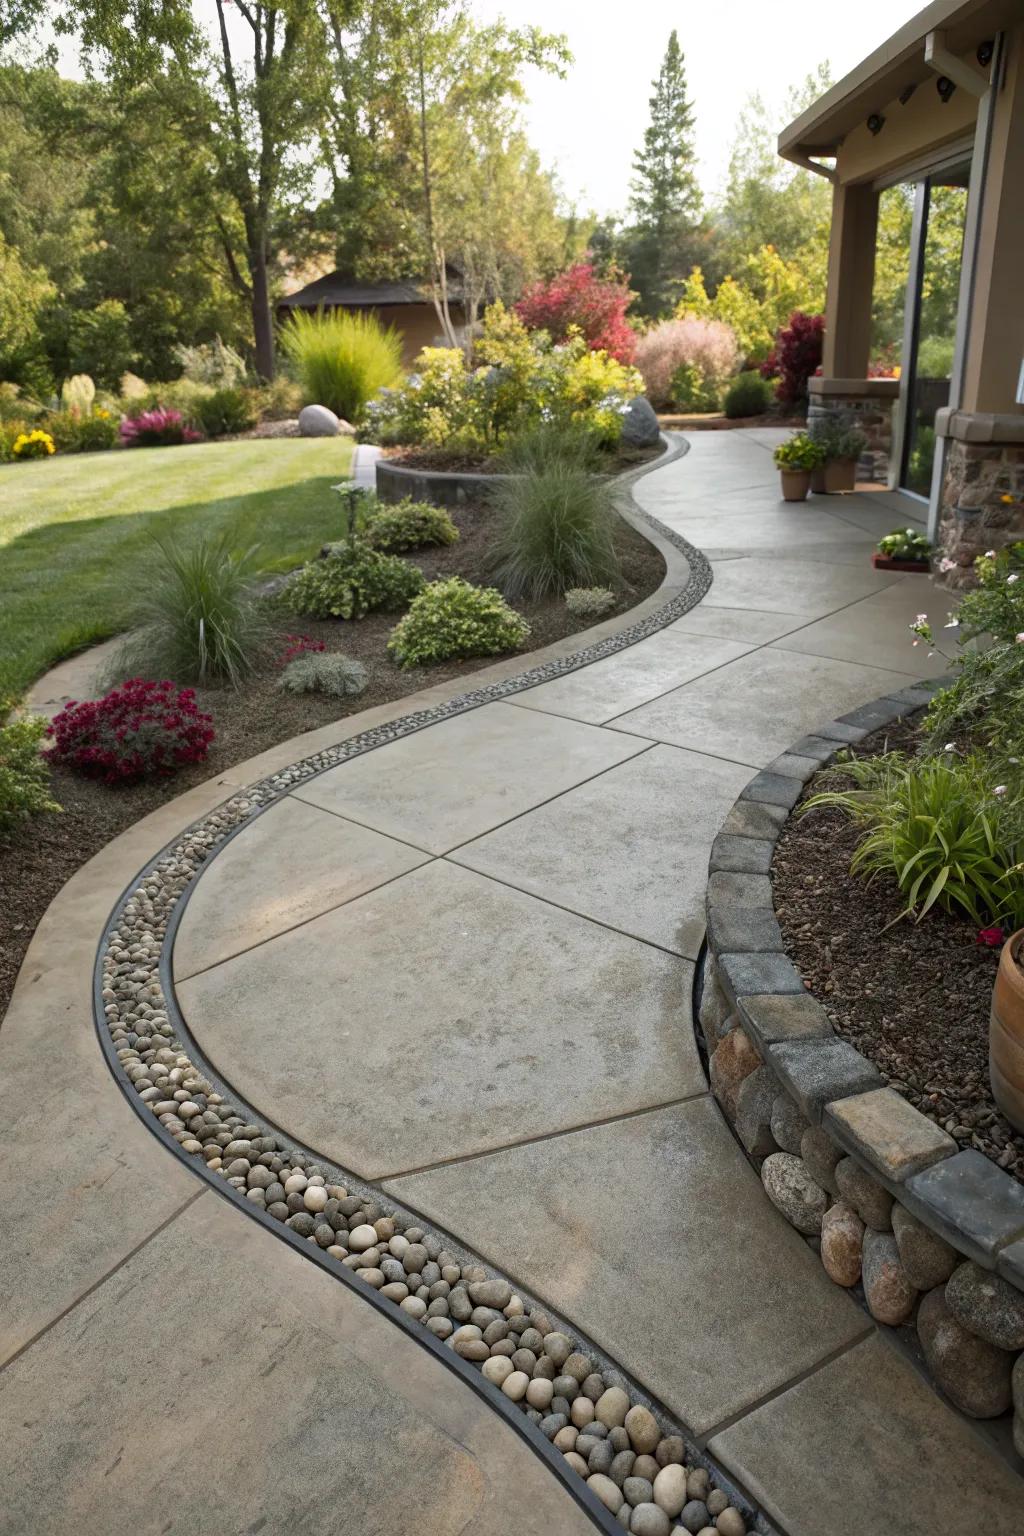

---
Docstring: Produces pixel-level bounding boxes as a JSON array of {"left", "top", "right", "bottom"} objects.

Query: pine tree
[{"left": 624, "top": 31, "right": 702, "bottom": 317}]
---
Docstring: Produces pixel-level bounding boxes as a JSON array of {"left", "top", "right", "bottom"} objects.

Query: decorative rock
[
  {"left": 571, "top": 1395, "right": 596, "bottom": 1428},
  {"left": 770, "top": 1094, "right": 810, "bottom": 1155},
  {"left": 799, "top": 1127, "right": 842, "bottom": 1196},
  {"left": 298, "top": 403, "right": 340, "bottom": 437},
  {"left": 834, "top": 1157, "right": 893, "bottom": 1231},
  {"left": 564, "top": 1451, "right": 589, "bottom": 1478},
  {"left": 596, "top": 1386, "right": 630, "bottom": 1428},
  {"left": 624, "top": 1405, "right": 660, "bottom": 1454},
  {"left": 554, "top": 1427, "right": 578, "bottom": 1453},
  {"left": 589, "top": 1440, "right": 614, "bottom": 1475},
  {"left": 623, "top": 1477, "right": 654, "bottom": 1506},
  {"left": 552, "top": 1374, "right": 579, "bottom": 1401},
  {"left": 698, "top": 966, "right": 731, "bottom": 1040},
  {"left": 654, "top": 1435, "right": 684, "bottom": 1466},
  {"left": 543, "top": 1331, "right": 572, "bottom": 1366},
  {"left": 891, "top": 1204, "right": 958, "bottom": 1291},
  {"left": 735, "top": 1066, "right": 780, "bottom": 1158},
  {"left": 946, "top": 1261, "right": 1024, "bottom": 1350},
  {"left": 917, "top": 1286, "right": 1014, "bottom": 1417},
  {"left": 820, "top": 1201, "right": 864, "bottom": 1287},
  {"left": 706, "top": 1489, "right": 728, "bottom": 1517},
  {"left": 540, "top": 1413, "right": 568, "bottom": 1440},
  {"left": 761, "top": 1153, "right": 827, "bottom": 1235},
  {"left": 468, "top": 1277, "right": 512, "bottom": 1309},
  {"left": 303, "top": 1185, "right": 328, "bottom": 1212},
  {"left": 348, "top": 1223, "right": 377, "bottom": 1251},
  {"left": 685, "top": 1468, "right": 709, "bottom": 1500},
  {"left": 526, "top": 1378, "right": 554, "bottom": 1410},
  {"left": 482, "top": 1356, "right": 514, "bottom": 1387},
  {"left": 629, "top": 1502, "right": 670, "bottom": 1535},
  {"left": 588, "top": 1475, "right": 624, "bottom": 1514},
  {"left": 610, "top": 1449, "right": 636, "bottom": 1486},
  {"left": 861, "top": 1231, "right": 916, "bottom": 1325},
  {"left": 621, "top": 396, "right": 661, "bottom": 448},
  {"left": 679, "top": 1502, "right": 710, "bottom": 1534},
  {"left": 715, "top": 1510, "right": 746, "bottom": 1536},
  {"left": 563, "top": 1352, "right": 592, "bottom": 1382},
  {"left": 651, "top": 1463, "right": 688, "bottom": 1518},
  {"left": 709, "top": 1027, "right": 761, "bottom": 1121},
  {"left": 501, "top": 1370, "right": 530, "bottom": 1402}
]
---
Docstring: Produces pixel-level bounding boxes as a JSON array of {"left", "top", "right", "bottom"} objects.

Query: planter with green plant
[
  {"left": 808, "top": 417, "right": 868, "bottom": 493},
  {"left": 872, "top": 528, "right": 932, "bottom": 572},
  {"left": 773, "top": 433, "right": 825, "bottom": 502}
]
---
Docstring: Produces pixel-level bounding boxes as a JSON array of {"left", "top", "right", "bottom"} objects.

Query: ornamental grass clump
[
  {"left": 803, "top": 750, "right": 1024, "bottom": 929},
  {"left": 278, "top": 651, "right": 368, "bottom": 698},
  {"left": 46, "top": 679, "right": 215, "bottom": 784},
  {"left": 488, "top": 426, "right": 619, "bottom": 601},
  {"left": 387, "top": 577, "right": 530, "bottom": 668},
  {"left": 109, "top": 534, "right": 270, "bottom": 688},
  {"left": 0, "top": 714, "right": 61, "bottom": 835},
  {"left": 280, "top": 308, "right": 403, "bottom": 422}
]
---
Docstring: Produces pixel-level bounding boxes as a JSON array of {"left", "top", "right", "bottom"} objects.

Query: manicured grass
[{"left": 0, "top": 437, "right": 354, "bottom": 700}]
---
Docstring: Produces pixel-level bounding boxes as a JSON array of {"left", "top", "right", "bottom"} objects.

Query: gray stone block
[
  {"left": 835, "top": 698, "right": 908, "bottom": 732},
  {"left": 766, "top": 752, "right": 823, "bottom": 784},
  {"left": 740, "top": 772, "right": 803, "bottom": 810},
  {"left": 737, "top": 992, "right": 833, "bottom": 1048},
  {"left": 735, "top": 1066, "right": 779, "bottom": 1158},
  {"left": 705, "top": 904, "right": 784, "bottom": 956},
  {"left": 718, "top": 952, "right": 805, "bottom": 1001},
  {"left": 767, "top": 1040, "right": 883, "bottom": 1125},
  {"left": 884, "top": 682, "right": 947, "bottom": 709},
  {"left": 811, "top": 720, "right": 868, "bottom": 744},
  {"left": 823, "top": 1088, "right": 956, "bottom": 1183},
  {"left": 706, "top": 871, "right": 773, "bottom": 908},
  {"left": 720, "top": 800, "right": 789, "bottom": 840},
  {"left": 789, "top": 735, "right": 843, "bottom": 764},
  {"left": 996, "top": 1239, "right": 1024, "bottom": 1294},
  {"left": 903, "top": 1151, "right": 1024, "bottom": 1265},
  {"left": 709, "top": 834, "right": 774, "bottom": 875}
]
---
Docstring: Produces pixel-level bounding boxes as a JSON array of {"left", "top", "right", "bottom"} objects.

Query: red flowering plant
[
  {"left": 515, "top": 262, "right": 637, "bottom": 363},
  {"left": 45, "top": 679, "right": 215, "bottom": 784},
  {"left": 761, "top": 312, "right": 825, "bottom": 404},
  {"left": 279, "top": 634, "right": 326, "bottom": 666},
  {"left": 120, "top": 408, "right": 202, "bottom": 448}
]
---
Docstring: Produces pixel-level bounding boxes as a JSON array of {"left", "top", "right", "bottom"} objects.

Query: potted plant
[
  {"left": 991, "top": 928, "right": 1024, "bottom": 1133},
  {"left": 872, "top": 528, "right": 933, "bottom": 572},
  {"left": 809, "top": 418, "right": 868, "bottom": 493},
  {"left": 773, "top": 433, "right": 825, "bottom": 502}
]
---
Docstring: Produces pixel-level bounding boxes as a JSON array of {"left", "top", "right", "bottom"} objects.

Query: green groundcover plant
[
  {"left": 0, "top": 714, "right": 61, "bottom": 835},
  {"left": 565, "top": 586, "right": 617, "bottom": 620},
  {"left": 282, "top": 544, "right": 424, "bottom": 621},
  {"left": 278, "top": 651, "right": 368, "bottom": 697},
  {"left": 387, "top": 577, "right": 530, "bottom": 668},
  {"left": 364, "top": 498, "right": 459, "bottom": 554},
  {"left": 877, "top": 528, "right": 932, "bottom": 561}
]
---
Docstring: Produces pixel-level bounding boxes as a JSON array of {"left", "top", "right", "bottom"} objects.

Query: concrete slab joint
[{"left": 701, "top": 685, "right": 1024, "bottom": 1461}]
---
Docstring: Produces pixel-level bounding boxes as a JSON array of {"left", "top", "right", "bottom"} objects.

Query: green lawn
[{"left": 0, "top": 436, "right": 355, "bottom": 700}]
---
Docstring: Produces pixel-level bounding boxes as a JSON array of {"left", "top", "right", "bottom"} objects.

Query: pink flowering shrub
[
  {"left": 279, "top": 634, "right": 326, "bottom": 666},
  {"left": 120, "top": 408, "right": 202, "bottom": 448},
  {"left": 515, "top": 263, "right": 637, "bottom": 363},
  {"left": 46, "top": 679, "right": 215, "bottom": 783},
  {"left": 634, "top": 318, "right": 740, "bottom": 410}
]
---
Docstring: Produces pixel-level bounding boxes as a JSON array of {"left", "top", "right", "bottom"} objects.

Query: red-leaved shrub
[
  {"left": 761, "top": 312, "right": 824, "bottom": 404},
  {"left": 46, "top": 679, "right": 215, "bottom": 783},
  {"left": 279, "top": 633, "right": 326, "bottom": 666},
  {"left": 515, "top": 263, "right": 636, "bottom": 363},
  {"left": 120, "top": 408, "right": 202, "bottom": 448}
]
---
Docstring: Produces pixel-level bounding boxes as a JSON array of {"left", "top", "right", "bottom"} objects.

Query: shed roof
[{"left": 278, "top": 271, "right": 462, "bottom": 310}]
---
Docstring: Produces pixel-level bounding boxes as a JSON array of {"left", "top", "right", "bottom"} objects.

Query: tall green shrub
[{"left": 280, "top": 308, "right": 403, "bottom": 421}]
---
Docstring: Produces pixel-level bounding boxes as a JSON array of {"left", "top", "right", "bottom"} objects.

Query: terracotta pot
[
  {"left": 823, "top": 457, "right": 857, "bottom": 494},
  {"left": 871, "top": 553, "right": 931, "bottom": 572},
  {"left": 780, "top": 469, "right": 810, "bottom": 502},
  {"left": 990, "top": 928, "right": 1024, "bottom": 1132}
]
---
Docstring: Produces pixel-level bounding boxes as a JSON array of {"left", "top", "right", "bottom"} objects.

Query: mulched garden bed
[
  {"left": 0, "top": 499, "right": 664, "bottom": 1020},
  {"left": 656, "top": 411, "right": 808, "bottom": 431},
  {"left": 772, "top": 712, "right": 1024, "bottom": 1184},
  {"left": 380, "top": 442, "right": 664, "bottom": 475}
]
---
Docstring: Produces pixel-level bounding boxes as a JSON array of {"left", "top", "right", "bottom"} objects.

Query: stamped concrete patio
[{"left": 2, "top": 431, "right": 1021, "bottom": 1535}]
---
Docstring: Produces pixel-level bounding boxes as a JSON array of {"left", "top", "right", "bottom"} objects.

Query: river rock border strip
[
  {"left": 91, "top": 442, "right": 776, "bottom": 1536},
  {"left": 699, "top": 680, "right": 1024, "bottom": 1460}
]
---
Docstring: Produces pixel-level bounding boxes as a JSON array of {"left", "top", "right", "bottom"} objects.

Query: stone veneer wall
[
  {"left": 807, "top": 384, "right": 896, "bottom": 485},
  {"left": 936, "top": 436, "right": 1024, "bottom": 589},
  {"left": 700, "top": 681, "right": 1024, "bottom": 1459}
]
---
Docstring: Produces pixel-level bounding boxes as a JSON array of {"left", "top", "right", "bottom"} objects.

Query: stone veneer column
[
  {"left": 807, "top": 377, "right": 899, "bottom": 484},
  {"left": 934, "top": 409, "right": 1024, "bottom": 587}
]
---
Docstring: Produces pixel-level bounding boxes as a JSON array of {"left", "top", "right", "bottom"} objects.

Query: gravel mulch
[
  {"left": 772, "top": 714, "right": 1024, "bottom": 1184},
  {"left": 0, "top": 500, "right": 664, "bottom": 1021}
]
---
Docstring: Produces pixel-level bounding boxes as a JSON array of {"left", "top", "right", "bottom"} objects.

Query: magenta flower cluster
[
  {"left": 119, "top": 408, "right": 202, "bottom": 448},
  {"left": 46, "top": 679, "right": 215, "bottom": 783}
]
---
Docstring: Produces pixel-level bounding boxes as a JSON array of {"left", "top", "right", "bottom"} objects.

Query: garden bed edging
[
  {"left": 376, "top": 456, "right": 511, "bottom": 506},
  {"left": 699, "top": 678, "right": 1024, "bottom": 1457}
]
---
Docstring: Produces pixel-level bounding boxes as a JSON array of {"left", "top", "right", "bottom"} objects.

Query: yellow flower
[
  {"left": 12, "top": 428, "right": 56, "bottom": 459},
  {"left": 1001, "top": 493, "right": 1015, "bottom": 505}
]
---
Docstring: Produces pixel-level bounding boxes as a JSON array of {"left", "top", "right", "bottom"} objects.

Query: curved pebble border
[
  {"left": 93, "top": 444, "right": 776, "bottom": 1536},
  {"left": 699, "top": 681, "right": 1024, "bottom": 1469}
]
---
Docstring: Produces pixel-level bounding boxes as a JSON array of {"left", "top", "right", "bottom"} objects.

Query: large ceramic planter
[
  {"left": 823, "top": 457, "right": 857, "bottom": 493},
  {"left": 990, "top": 927, "right": 1024, "bottom": 1132},
  {"left": 780, "top": 469, "right": 811, "bottom": 502}
]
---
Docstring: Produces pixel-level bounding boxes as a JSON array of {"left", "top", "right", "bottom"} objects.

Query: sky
[{"left": 472, "top": 0, "right": 927, "bottom": 215}]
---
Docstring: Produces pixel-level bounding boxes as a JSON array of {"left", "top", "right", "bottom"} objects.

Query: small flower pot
[
  {"left": 871, "top": 553, "right": 931, "bottom": 573},
  {"left": 990, "top": 928, "right": 1024, "bottom": 1133},
  {"left": 823, "top": 457, "right": 857, "bottom": 494},
  {"left": 780, "top": 469, "right": 811, "bottom": 502}
]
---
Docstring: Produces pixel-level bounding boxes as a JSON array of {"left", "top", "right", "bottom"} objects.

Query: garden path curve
[{"left": 2, "top": 432, "right": 1021, "bottom": 1536}]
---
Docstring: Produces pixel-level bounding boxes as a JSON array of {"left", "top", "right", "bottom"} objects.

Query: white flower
[
  {"left": 994, "top": 785, "right": 1007, "bottom": 797},
  {"left": 915, "top": 612, "right": 928, "bottom": 624},
  {"left": 1017, "top": 633, "right": 1024, "bottom": 643},
  {"left": 943, "top": 742, "right": 955, "bottom": 751},
  {"left": 938, "top": 557, "right": 956, "bottom": 572},
  {"left": 943, "top": 618, "right": 960, "bottom": 628},
  {"left": 985, "top": 549, "right": 996, "bottom": 558},
  {"left": 906, "top": 528, "right": 915, "bottom": 536},
  {"left": 1008, "top": 574, "right": 1019, "bottom": 584}
]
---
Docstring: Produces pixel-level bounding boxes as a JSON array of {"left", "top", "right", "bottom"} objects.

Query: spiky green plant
[{"left": 279, "top": 308, "right": 403, "bottom": 421}]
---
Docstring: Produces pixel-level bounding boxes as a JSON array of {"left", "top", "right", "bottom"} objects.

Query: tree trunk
[{"left": 250, "top": 246, "right": 275, "bottom": 381}]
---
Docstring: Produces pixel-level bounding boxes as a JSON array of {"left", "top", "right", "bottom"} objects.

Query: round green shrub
[
  {"left": 283, "top": 545, "right": 424, "bottom": 620},
  {"left": 0, "top": 714, "right": 61, "bottom": 835},
  {"left": 191, "top": 386, "right": 257, "bottom": 438},
  {"left": 387, "top": 577, "right": 530, "bottom": 668},
  {"left": 278, "top": 651, "right": 369, "bottom": 697},
  {"left": 723, "top": 371, "right": 772, "bottom": 419},
  {"left": 365, "top": 498, "right": 459, "bottom": 553}
]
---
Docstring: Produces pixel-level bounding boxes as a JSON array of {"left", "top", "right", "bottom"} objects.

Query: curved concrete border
[
  {"left": 375, "top": 455, "right": 507, "bottom": 506},
  {"left": 85, "top": 438, "right": 777, "bottom": 1535},
  {"left": 699, "top": 680, "right": 1024, "bottom": 1453}
]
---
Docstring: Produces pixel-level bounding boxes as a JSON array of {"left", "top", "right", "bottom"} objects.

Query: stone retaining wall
[
  {"left": 375, "top": 456, "right": 509, "bottom": 507},
  {"left": 700, "top": 681, "right": 1024, "bottom": 1457},
  {"left": 934, "top": 430, "right": 1024, "bottom": 589},
  {"left": 807, "top": 379, "right": 898, "bottom": 485}
]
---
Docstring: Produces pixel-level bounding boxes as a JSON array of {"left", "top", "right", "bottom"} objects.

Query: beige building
[{"left": 779, "top": 0, "right": 1024, "bottom": 581}]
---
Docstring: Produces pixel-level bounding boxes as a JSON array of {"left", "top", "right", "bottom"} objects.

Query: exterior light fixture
[
  {"left": 936, "top": 75, "right": 957, "bottom": 102},
  {"left": 867, "top": 112, "right": 886, "bottom": 135},
  {"left": 977, "top": 40, "right": 994, "bottom": 68}
]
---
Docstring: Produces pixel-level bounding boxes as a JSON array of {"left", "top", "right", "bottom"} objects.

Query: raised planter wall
[
  {"left": 376, "top": 457, "right": 509, "bottom": 507},
  {"left": 700, "top": 680, "right": 1024, "bottom": 1456}
]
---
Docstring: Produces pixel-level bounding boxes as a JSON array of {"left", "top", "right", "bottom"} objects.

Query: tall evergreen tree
[{"left": 623, "top": 30, "right": 702, "bottom": 317}]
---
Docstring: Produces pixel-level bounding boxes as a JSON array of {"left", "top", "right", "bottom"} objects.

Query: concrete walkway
[{"left": 2, "top": 432, "right": 1021, "bottom": 1534}]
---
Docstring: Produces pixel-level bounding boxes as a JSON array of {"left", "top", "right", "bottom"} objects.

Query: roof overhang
[{"left": 778, "top": 0, "right": 1015, "bottom": 165}]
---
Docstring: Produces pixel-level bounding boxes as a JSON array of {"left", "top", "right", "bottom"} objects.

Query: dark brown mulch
[
  {"left": 381, "top": 442, "right": 665, "bottom": 475},
  {"left": 772, "top": 714, "right": 1024, "bottom": 1183},
  {"left": 0, "top": 501, "right": 664, "bottom": 1021},
  {"left": 656, "top": 411, "right": 808, "bottom": 431}
]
